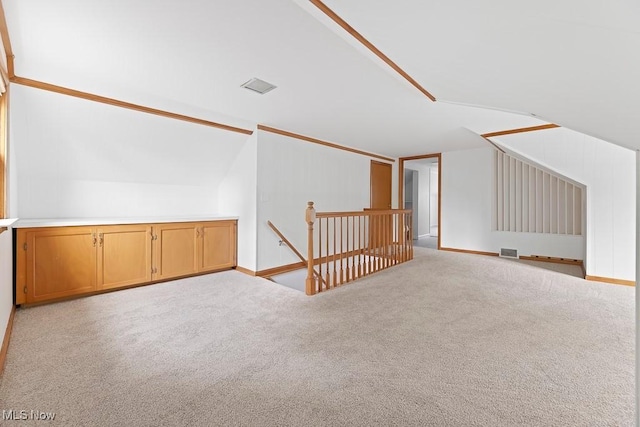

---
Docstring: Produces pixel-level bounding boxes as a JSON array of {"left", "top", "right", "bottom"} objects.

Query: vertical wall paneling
[
  {"left": 550, "top": 176, "right": 557, "bottom": 233},
  {"left": 495, "top": 152, "right": 582, "bottom": 236},
  {"left": 496, "top": 151, "right": 503, "bottom": 230},
  {"left": 503, "top": 153, "right": 509, "bottom": 231},
  {"left": 515, "top": 160, "right": 522, "bottom": 232},
  {"left": 528, "top": 165, "right": 535, "bottom": 232},
  {"left": 574, "top": 188, "right": 582, "bottom": 235},
  {"left": 509, "top": 157, "right": 516, "bottom": 231},
  {"left": 559, "top": 182, "right": 566, "bottom": 234},
  {"left": 536, "top": 170, "right": 543, "bottom": 233}
]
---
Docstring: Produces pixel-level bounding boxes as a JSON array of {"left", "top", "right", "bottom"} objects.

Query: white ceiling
[{"left": 5, "top": 0, "right": 636, "bottom": 157}]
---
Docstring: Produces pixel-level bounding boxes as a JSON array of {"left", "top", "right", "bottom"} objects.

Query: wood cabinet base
[
  {"left": 17, "top": 267, "right": 237, "bottom": 307},
  {"left": 16, "top": 220, "right": 237, "bottom": 305}
]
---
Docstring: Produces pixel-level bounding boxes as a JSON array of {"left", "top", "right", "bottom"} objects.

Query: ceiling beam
[
  {"left": 309, "top": 0, "right": 436, "bottom": 102},
  {"left": 481, "top": 124, "right": 560, "bottom": 139},
  {"left": 11, "top": 76, "right": 254, "bottom": 135},
  {"left": 257, "top": 124, "right": 394, "bottom": 162}
]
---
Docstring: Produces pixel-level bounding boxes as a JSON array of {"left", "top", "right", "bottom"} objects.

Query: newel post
[{"left": 305, "top": 201, "right": 316, "bottom": 295}]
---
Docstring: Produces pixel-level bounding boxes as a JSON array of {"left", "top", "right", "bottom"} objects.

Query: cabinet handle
[
  {"left": 196, "top": 229, "right": 200, "bottom": 238},
  {"left": 99, "top": 233, "right": 104, "bottom": 247},
  {"left": 92, "top": 233, "right": 97, "bottom": 247},
  {"left": 200, "top": 227, "right": 205, "bottom": 237}
]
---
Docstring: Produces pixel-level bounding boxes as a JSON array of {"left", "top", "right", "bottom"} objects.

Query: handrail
[
  {"left": 267, "top": 220, "right": 327, "bottom": 288},
  {"left": 316, "top": 209, "right": 411, "bottom": 218},
  {"left": 305, "top": 201, "right": 413, "bottom": 295}
]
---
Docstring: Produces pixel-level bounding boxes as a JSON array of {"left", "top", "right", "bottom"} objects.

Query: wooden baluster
[
  {"left": 346, "top": 216, "right": 351, "bottom": 283},
  {"left": 318, "top": 218, "right": 323, "bottom": 292},
  {"left": 340, "top": 216, "right": 345, "bottom": 285},
  {"left": 380, "top": 215, "right": 387, "bottom": 270},
  {"left": 383, "top": 213, "right": 387, "bottom": 269},
  {"left": 350, "top": 216, "right": 355, "bottom": 281},
  {"left": 350, "top": 215, "right": 355, "bottom": 281},
  {"left": 305, "top": 201, "right": 316, "bottom": 295},
  {"left": 358, "top": 215, "right": 367, "bottom": 277},
  {"left": 351, "top": 216, "right": 355, "bottom": 280},
  {"left": 400, "top": 212, "right": 404, "bottom": 263},
  {"left": 325, "top": 218, "right": 330, "bottom": 289},
  {"left": 332, "top": 217, "right": 337, "bottom": 288},
  {"left": 393, "top": 213, "right": 397, "bottom": 265},
  {"left": 375, "top": 214, "right": 379, "bottom": 270},
  {"left": 381, "top": 213, "right": 386, "bottom": 269},
  {"left": 409, "top": 212, "right": 413, "bottom": 260},
  {"left": 365, "top": 215, "right": 370, "bottom": 275},
  {"left": 403, "top": 212, "right": 407, "bottom": 262},
  {"left": 396, "top": 213, "right": 400, "bottom": 265},
  {"left": 404, "top": 212, "right": 408, "bottom": 262},
  {"left": 372, "top": 215, "right": 382, "bottom": 271},
  {"left": 355, "top": 215, "right": 360, "bottom": 279},
  {"left": 370, "top": 215, "right": 374, "bottom": 274},
  {"left": 378, "top": 215, "right": 385, "bottom": 270},
  {"left": 391, "top": 214, "right": 395, "bottom": 265},
  {"left": 383, "top": 214, "right": 391, "bottom": 268}
]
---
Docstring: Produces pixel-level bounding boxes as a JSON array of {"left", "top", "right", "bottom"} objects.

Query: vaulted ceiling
[{"left": 4, "top": 0, "right": 638, "bottom": 157}]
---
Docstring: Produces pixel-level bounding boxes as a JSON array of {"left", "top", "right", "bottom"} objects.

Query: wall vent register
[{"left": 500, "top": 248, "right": 518, "bottom": 258}]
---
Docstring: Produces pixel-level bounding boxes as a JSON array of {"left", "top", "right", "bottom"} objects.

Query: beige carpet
[{"left": 0, "top": 248, "right": 634, "bottom": 426}]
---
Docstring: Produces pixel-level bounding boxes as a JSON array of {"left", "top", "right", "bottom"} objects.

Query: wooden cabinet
[
  {"left": 22, "top": 227, "right": 97, "bottom": 304},
  {"left": 200, "top": 221, "right": 236, "bottom": 272},
  {"left": 152, "top": 223, "right": 199, "bottom": 281},
  {"left": 151, "top": 220, "right": 237, "bottom": 280},
  {"left": 16, "top": 219, "right": 237, "bottom": 305},
  {"left": 98, "top": 225, "right": 152, "bottom": 290}
]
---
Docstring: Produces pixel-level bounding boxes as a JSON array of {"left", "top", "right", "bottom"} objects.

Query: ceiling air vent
[
  {"left": 500, "top": 248, "right": 518, "bottom": 258},
  {"left": 240, "top": 78, "right": 277, "bottom": 95}
]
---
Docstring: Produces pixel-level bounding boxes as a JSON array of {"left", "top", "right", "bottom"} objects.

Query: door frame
[{"left": 398, "top": 153, "right": 442, "bottom": 250}]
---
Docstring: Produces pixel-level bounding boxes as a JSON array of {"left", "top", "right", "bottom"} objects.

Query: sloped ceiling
[
  {"left": 4, "top": 0, "right": 636, "bottom": 157},
  {"left": 314, "top": 0, "right": 640, "bottom": 152}
]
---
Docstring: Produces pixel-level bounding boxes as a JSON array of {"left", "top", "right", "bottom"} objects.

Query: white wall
[
  {"left": 256, "top": 130, "right": 391, "bottom": 271},
  {"left": 0, "top": 230, "right": 13, "bottom": 344},
  {"left": 496, "top": 128, "right": 635, "bottom": 281},
  {"left": 1, "top": 94, "right": 16, "bottom": 350},
  {"left": 441, "top": 147, "right": 585, "bottom": 260},
  {"left": 406, "top": 164, "right": 431, "bottom": 237},
  {"left": 10, "top": 85, "right": 250, "bottom": 218},
  {"left": 429, "top": 166, "right": 439, "bottom": 233},
  {"left": 218, "top": 132, "right": 258, "bottom": 270}
]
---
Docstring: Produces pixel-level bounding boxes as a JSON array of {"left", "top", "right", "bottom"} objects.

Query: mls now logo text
[{"left": 2, "top": 409, "right": 56, "bottom": 421}]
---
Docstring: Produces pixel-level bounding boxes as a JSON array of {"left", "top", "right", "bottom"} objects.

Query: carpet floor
[{"left": 0, "top": 248, "right": 634, "bottom": 426}]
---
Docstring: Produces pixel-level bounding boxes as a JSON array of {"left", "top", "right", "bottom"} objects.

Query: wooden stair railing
[
  {"left": 267, "top": 220, "right": 327, "bottom": 288},
  {"left": 305, "top": 201, "right": 413, "bottom": 295}
]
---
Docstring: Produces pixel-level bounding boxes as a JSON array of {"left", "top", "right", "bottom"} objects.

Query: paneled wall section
[{"left": 495, "top": 151, "right": 583, "bottom": 235}]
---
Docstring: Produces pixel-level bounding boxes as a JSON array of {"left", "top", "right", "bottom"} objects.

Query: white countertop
[
  {"left": 13, "top": 216, "right": 238, "bottom": 228},
  {"left": 0, "top": 218, "right": 19, "bottom": 228}
]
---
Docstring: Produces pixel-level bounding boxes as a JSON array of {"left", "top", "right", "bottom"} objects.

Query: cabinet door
[
  {"left": 198, "top": 221, "right": 237, "bottom": 273},
  {"left": 97, "top": 225, "right": 152, "bottom": 290},
  {"left": 26, "top": 227, "right": 97, "bottom": 303},
  {"left": 152, "top": 223, "right": 198, "bottom": 281}
]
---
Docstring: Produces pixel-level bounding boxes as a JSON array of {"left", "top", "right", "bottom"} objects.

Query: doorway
[
  {"left": 399, "top": 154, "right": 441, "bottom": 250},
  {"left": 369, "top": 160, "right": 393, "bottom": 250},
  {"left": 370, "top": 160, "right": 392, "bottom": 209}
]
